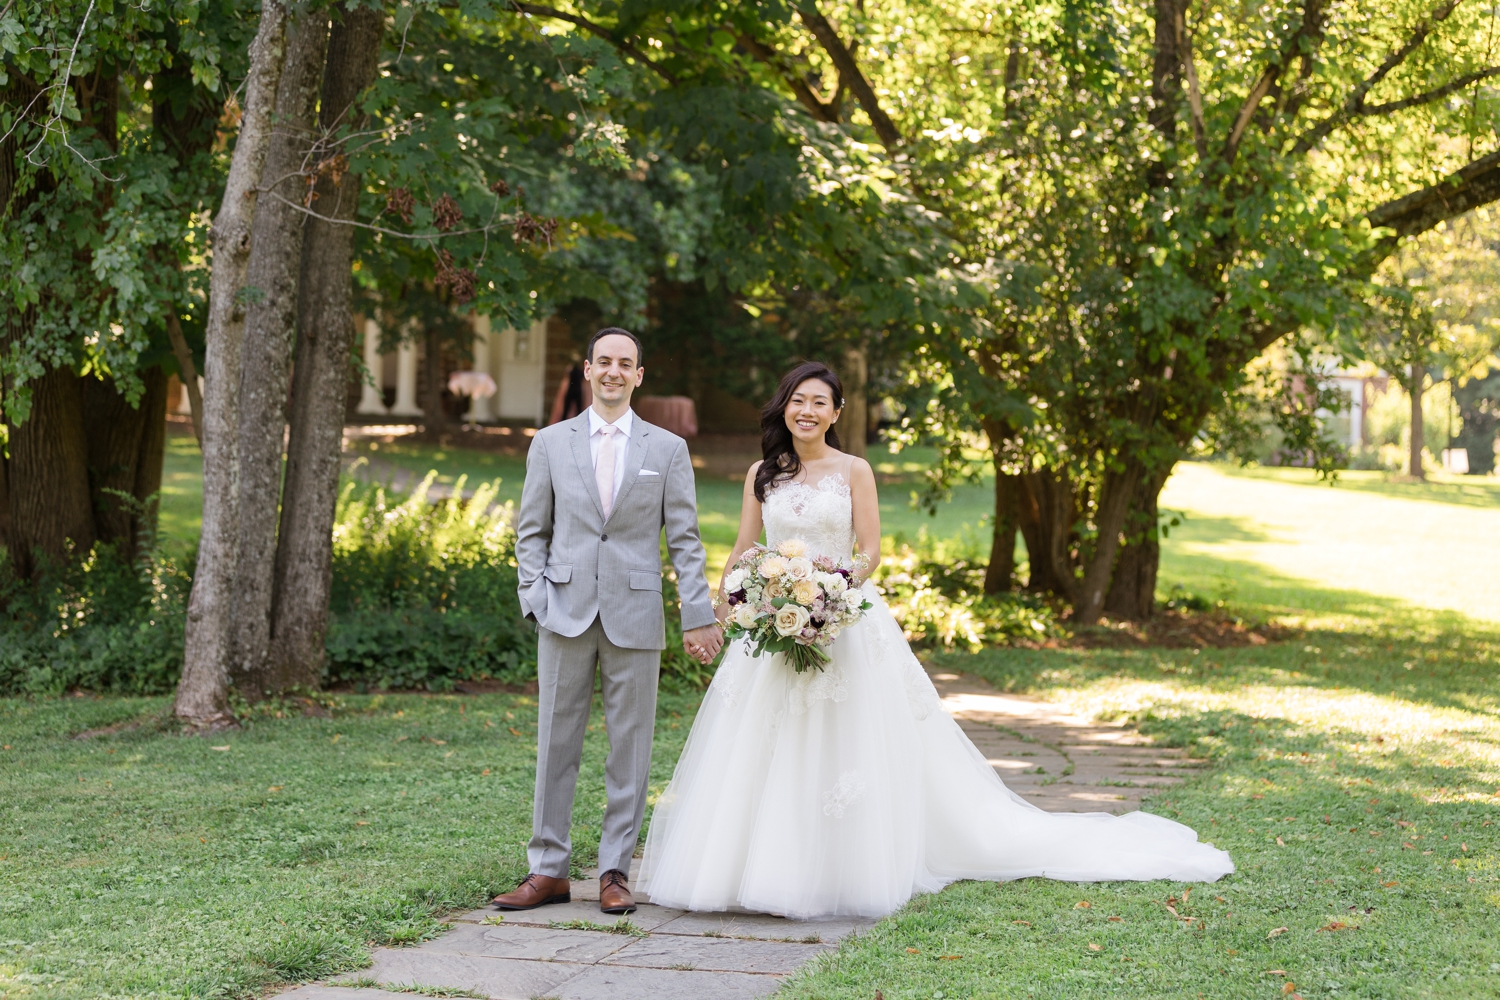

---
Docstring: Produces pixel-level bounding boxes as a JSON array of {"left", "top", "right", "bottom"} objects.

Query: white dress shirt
[{"left": 588, "top": 406, "right": 634, "bottom": 498}]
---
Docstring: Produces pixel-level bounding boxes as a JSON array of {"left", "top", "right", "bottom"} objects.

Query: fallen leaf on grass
[
  {"left": 509, "top": 728, "right": 523, "bottom": 736},
  {"left": 1088, "top": 943, "right": 1101, "bottom": 951},
  {"left": 1251, "top": 794, "right": 1265, "bottom": 800},
  {"left": 905, "top": 947, "right": 920, "bottom": 954},
  {"left": 1382, "top": 881, "right": 1398, "bottom": 888},
  {"left": 210, "top": 746, "right": 230, "bottom": 752},
  {"left": 1075, "top": 900, "right": 1091, "bottom": 908},
  {"left": 356, "top": 820, "right": 369, "bottom": 827},
  {"left": 481, "top": 768, "right": 491, "bottom": 776},
  {"left": 1276, "top": 837, "right": 1285, "bottom": 846},
  {"left": 1282, "top": 984, "right": 1298, "bottom": 995},
  {"left": 1318, "top": 922, "right": 1356, "bottom": 932},
  {"left": 1263, "top": 970, "right": 1287, "bottom": 976},
  {"left": 1011, "top": 920, "right": 1030, "bottom": 927},
  {"left": 1108, "top": 916, "right": 1123, "bottom": 922},
  {"left": 1267, "top": 926, "right": 1289, "bottom": 939},
  {"left": 941, "top": 954, "right": 962, "bottom": 960},
  {"left": 268, "top": 786, "right": 281, "bottom": 793}
]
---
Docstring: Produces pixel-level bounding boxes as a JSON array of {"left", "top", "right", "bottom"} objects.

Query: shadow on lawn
[{"left": 933, "top": 552, "right": 1500, "bottom": 719}]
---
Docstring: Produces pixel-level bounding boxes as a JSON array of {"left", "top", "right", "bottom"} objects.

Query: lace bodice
[{"left": 762, "top": 474, "right": 854, "bottom": 561}]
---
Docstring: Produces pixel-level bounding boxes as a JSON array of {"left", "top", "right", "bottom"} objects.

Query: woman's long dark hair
[{"left": 754, "top": 361, "right": 844, "bottom": 502}]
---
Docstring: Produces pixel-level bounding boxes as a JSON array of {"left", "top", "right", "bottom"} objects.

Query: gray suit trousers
[{"left": 529, "top": 618, "right": 660, "bottom": 877}]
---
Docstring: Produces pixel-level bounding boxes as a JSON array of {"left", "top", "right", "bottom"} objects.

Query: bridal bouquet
[{"left": 719, "top": 540, "right": 872, "bottom": 672}]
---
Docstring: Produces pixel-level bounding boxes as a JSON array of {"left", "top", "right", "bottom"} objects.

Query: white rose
[
  {"left": 724, "top": 569, "right": 746, "bottom": 592},
  {"left": 733, "top": 604, "right": 759, "bottom": 629},
  {"left": 758, "top": 555, "right": 789, "bottom": 579},
  {"left": 791, "top": 579, "right": 820, "bottom": 605},
  {"left": 773, "top": 603, "right": 810, "bottom": 636},
  {"left": 820, "top": 573, "right": 847, "bottom": 596},
  {"left": 776, "top": 538, "right": 807, "bottom": 558},
  {"left": 786, "top": 556, "right": 814, "bottom": 581}
]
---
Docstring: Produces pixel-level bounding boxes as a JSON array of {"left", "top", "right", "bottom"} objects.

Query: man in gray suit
[{"left": 494, "top": 328, "right": 723, "bottom": 915}]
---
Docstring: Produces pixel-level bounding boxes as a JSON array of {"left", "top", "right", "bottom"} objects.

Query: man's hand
[{"left": 683, "top": 624, "right": 723, "bottom": 665}]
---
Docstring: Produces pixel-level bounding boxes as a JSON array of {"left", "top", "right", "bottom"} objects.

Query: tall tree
[
  {"left": 752, "top": 0, "right": 1500, "bottom": 621},
  {"left": 175, "top": 0, "right": 293, "bottom": 726},
  {"left": 269, "top": 3, "right": 386, "bottom": 692}
]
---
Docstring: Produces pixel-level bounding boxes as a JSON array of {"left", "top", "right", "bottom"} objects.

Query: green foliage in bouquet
[{"left": 873, "top": 548, "right": 1065, "bottom": 651}]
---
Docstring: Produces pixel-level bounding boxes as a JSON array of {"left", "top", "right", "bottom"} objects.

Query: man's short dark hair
[{"left": 587, "top": 327, "right": 643, "bottom": 365}]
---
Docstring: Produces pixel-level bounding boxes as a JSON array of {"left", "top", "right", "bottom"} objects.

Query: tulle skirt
[{"left": 638, "top": 585, "right": 1233, "bottom": 920}]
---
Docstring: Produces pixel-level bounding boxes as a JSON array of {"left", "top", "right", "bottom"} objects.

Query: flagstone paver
[{"left": 279, "top": 665, "right": 1202, "bottom": 1000}]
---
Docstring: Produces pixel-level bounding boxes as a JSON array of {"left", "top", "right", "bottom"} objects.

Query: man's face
[{"left": 584, "top": 334, "right": 644, "bottom": 408}]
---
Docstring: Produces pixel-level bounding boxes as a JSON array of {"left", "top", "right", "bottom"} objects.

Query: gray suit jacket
[{"left": 515, "top": 410, "right": 716, "bottom": 650}]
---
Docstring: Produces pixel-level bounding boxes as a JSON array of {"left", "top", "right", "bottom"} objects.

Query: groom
[{"left": 496, "top": 327, "right": 723, "bottom": 915}]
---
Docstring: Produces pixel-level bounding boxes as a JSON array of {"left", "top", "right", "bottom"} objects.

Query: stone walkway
[{"left": 279, "top": 668, "right": 1206, "bottom": 1000}]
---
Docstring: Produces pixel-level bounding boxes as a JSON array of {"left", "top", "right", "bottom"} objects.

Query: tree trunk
[
  {"left": 1073, "top": 464, "right": 1142, "bottom": 625},
  {"left": 268, "top": 3, "right": 384, "bottom": 692},
  {"left": 1409, "top": 370, "right": 1425, "bottom": 480},
  {"left": 177, "top": 0, "right": 292, "bottom": 727},
  {"left": 1017, "top": 469, "right": 1075, "bottom": 599},
  {"left": 2, "top": 366, "right": 96, "bottom": 578},
  {"left": 840, "top": 346, "right": 868, "bottom": 458},
  {"left": 1103, "top": 464, "right": 1172, "bottom": 620},
  {"left": 422, "top": 323, "right": 449, "bottom": 438},
  {"left": 229, "top": 9, "right": 332, "bottom": 698},
  {"left": 984, "top": 471, "right": 1021, "bottom": 594},
  {"left": 81, "top": 368, "right": 168, "bottom": 559}
]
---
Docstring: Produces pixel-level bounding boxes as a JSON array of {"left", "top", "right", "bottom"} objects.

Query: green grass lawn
[
  {"left": 0, "top": 690, "right": 701, "bottom": 999},
  {"left": 17, "top": 444, "right": 1497, "bottom": 998}
]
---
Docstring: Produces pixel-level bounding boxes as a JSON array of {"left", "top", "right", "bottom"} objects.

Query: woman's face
[{"left": 783, "top": 377, "right": 840, "bottom": 446}]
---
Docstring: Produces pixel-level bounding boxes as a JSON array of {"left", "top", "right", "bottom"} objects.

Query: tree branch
[
  {"left": 508, "top": 2, "right": 678, "bottom": 85},
  {"left": 1361, "top": 64, "right": 1500, "bottom": 116},
  {"left": 730, "top": 28, "right": 840, "bottom": 123},
  {"left": 1245, "top": 146, "right": 1500, "bottom": 355},
  {"left": 1177, "top": 6, "right": 1209, "bottom": 160},
  {"left": 1366, "top": 146, "right": 1500, "bottom": 243},
  {"left": 794, "top": 3, "right": 901, "bottom": 148},
  {"left": 1290, "top": 0, "right": 1468, "bottom": 155},
  {"left": 1222, "top": 0, "right": 1327, "bottom": 164}
]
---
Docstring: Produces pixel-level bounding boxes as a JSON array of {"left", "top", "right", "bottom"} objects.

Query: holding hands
[{"left": 683, "top": 623, "right": 723, "bottom": 665}]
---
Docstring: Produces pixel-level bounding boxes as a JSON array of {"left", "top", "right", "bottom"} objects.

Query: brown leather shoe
[
  {"left": 492, "top": 873, "right": 571, "bottom": 910},
  {"left": 598, "top": 868, "right": 636, "bottom": 914}
]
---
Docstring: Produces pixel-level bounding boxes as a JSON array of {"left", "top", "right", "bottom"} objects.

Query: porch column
[
  {"left": 391, "top": 334, "right": 422, "bottom": 416},
  {"left": 356, "top": 318, "right": 389, "bottom": 415}
]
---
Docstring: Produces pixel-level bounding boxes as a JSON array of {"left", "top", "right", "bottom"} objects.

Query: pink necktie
[{"left": 595, "top": 424, "right": 616, "bottom": 519}]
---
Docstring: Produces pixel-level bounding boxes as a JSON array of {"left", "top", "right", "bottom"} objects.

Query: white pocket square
[{"left": 639, "top": 469, "right": 660, "bottom": 476}]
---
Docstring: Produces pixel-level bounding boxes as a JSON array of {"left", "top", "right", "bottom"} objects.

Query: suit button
[{"left": 600, "top": 533, "right": 608, "bottom": 541}]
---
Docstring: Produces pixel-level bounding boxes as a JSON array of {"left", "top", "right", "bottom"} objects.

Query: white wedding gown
[{"left": 638, "top": 474, "right": 1233, "bottom": 920}]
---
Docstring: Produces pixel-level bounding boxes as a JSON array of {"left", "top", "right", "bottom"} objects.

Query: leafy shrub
[
  {"left": 0, "top": 541, "right": 189, "bottom": 696},
  {"left": 872, "top": 547, "right": 1064, "bottom": 650},
  {"left": 0, "top": 470, "right": 719, "bottom": 697},
  {"left": 323, "top": 475, "right": 537, "bottom": 691}
]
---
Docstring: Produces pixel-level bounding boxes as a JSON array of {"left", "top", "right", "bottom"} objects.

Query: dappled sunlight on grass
[{"left": 1161, "top": 463, "right": 1500, "bottom": 623}]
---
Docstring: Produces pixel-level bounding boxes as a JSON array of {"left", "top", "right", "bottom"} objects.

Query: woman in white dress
[{"left": 638, "top": 362, "right": 1232, "bottom": 920}]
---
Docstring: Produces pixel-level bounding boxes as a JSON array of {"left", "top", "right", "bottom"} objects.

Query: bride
[{"left": 637, "top": 361, "right": 1233, "bottom": 921}]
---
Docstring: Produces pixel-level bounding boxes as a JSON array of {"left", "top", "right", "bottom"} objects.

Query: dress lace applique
[
  {"left": 787, "top": 660, "right": 848, "bottom": 715},
  {"left": 821, "top": 770, "right": 867, "bottom": 819}
]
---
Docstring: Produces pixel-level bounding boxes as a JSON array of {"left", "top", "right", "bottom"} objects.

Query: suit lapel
[
  {"left": 567, "top": 412, "right": 606, "bottom": 523},
  {"left": 606, "top": 421, "right": 650, "bottom": 525}
]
